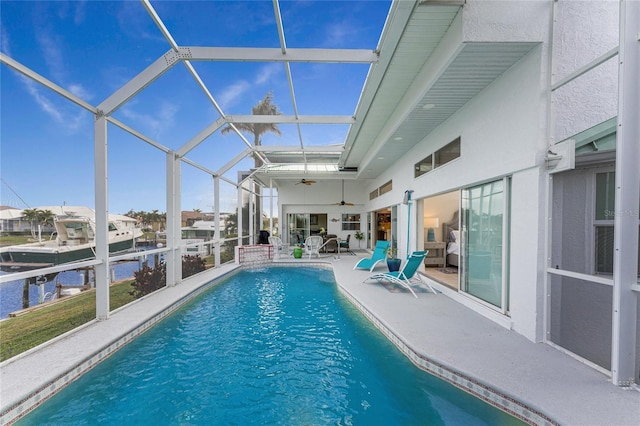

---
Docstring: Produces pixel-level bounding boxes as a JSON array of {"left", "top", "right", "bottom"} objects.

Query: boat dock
[{"left": 0, "top": 261, "right": 54, "bottom": 272}]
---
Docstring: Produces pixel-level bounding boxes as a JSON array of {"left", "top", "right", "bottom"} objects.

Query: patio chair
[
  {"left": 353, "top": 240, "right": 390, "bottom": 271},
  {"left": 363, "top": 251, "right": 437, "bottom": 298},
  {"left": 268, "top": 236, "right": 288, "bottom": 258},
  {"left": 305, "top": 235, "right": 324, "bottom": 259},
  {"left": 339, "top": 234, "right": 353, "bottom": 254},
  {"left": 322, "top": 234, "right": 339, "bottom": 253}
]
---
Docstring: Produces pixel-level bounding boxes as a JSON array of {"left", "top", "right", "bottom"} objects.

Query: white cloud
[
  {"left": 35, "top": 30, "right": 93, "bottom": 101},
  {"left": 73, "top": 1, "right": 86, "bottom": 25},
  {"left": 38, "top": 33, "right": 65, "bottom": 83},
  {"left": 21, "top": 76, "right": 64, "bottom": 122},
  {"left": 1, "top": 26, "right": 11, "bottom": 55},
  {"left": 120, "top": 100, "right": 178, "bottom": 138},
  {"left": 19, "top": 75, "right": 85, "bottom": 131},
  {"left": 325, "top": 21, "right": 359, "bottom": 47},
  {"left": 255, "top": 63, "right": 281, "bottom": 85},
  {"left": 217, "top": 81, "right": 251, "bottom": 109},
  {"left": 4, "top": 31, "right": 83, "bottom": 129},
  {"left": 215, "top": 64, "right": 281, "bottom": 110},
  {"left": 67, "top": 83, "right": 92, "bottom": 100}
]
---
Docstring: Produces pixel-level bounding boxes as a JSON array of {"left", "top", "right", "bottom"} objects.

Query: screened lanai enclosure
[
  {"left": 0, "top": 0, "right": 389, "bottom": 319},
  {"left": 1, "top": 0, "right": 638, "bottom": 393}
]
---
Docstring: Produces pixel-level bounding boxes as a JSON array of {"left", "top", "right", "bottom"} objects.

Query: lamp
[{"left": 424, "top": 217, "right": 440, "bottom": 242}]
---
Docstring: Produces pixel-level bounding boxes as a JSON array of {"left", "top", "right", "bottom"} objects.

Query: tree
[
  {"left": 21, "top": 208, "right": 40, "bottom": 239},
  {"left": 224, "top": 212, "right": 238, "bottom": 236},
  {"left": 124, "top": 209, "right": 167, "bottom": 232},
  {"left": 20, "top": 208, "right": 55, "bottom": 239},
  {"left": 220, "top": 91, "right": 282, "bottom": 168},
  {"left": 38, "top": 209, "right": 55, "bottom": 230}
]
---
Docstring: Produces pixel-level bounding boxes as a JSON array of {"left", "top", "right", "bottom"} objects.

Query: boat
[{"left": 0, "top": 208, "right": 143, "bottom": 271}]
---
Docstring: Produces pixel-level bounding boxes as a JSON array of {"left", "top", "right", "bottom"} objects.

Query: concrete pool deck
[
  {"left": 1, "top": 255, "right": 638, "bottom": 425},
  {"left": 327, "top": 254, "right": 639, "bottom": 426}
]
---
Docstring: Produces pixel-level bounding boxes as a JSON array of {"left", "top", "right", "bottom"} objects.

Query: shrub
[
  {"left": 130, "top": 263, "right": 166, "bottom": 298},
  {"left": 182, "top": 255, "right": 206, "bottom": 278},
  {"left": 129, "top": 255, "right": 206, "bottom": 299}
]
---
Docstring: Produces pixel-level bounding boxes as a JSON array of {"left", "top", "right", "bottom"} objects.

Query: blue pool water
[{"left": 18, "top": 267, "right": 523, "bottom": 425}]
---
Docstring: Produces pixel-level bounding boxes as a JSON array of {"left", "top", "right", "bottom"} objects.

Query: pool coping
[
  {"left": 0, "top": 263, "right": 242, "bottom": 425},
  {"left": 1, "top": 260, "right": 631, "bottom": 425},
  {"left": 336, "top": 282, "right": 556, "bottom": 426}
]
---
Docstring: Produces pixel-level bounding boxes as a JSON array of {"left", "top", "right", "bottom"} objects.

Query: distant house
[
  {"left": 181, "top": 220, "right": 226, "bottom": 240},
  {"left": 181, "top": 211, "right": 214, "bottom": 227},
  {"left": 0, "top": 206, "right": 29, "bottom": 234}
]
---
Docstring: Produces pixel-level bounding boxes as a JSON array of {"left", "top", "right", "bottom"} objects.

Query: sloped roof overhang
[{"left": 341, "top": 1, "right": 539, "bottom": 179}]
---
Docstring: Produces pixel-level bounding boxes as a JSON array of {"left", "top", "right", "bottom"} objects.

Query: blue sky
[{"left": 0, "top": 0, "right": 391, "bottom": 214}]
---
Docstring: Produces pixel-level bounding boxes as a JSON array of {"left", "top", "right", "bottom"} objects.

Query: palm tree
[
  {"left": 221, "top": 91, "right": 282, "bottom": 168},
  {"left": 38, "top": 209, "right": 55, "bottom": 229},
  {"left": 224, "top": 212, "right": 238, "bottom": 236},
  {"left": 21, "top": 208, "right": 41, "bottom": 239}
]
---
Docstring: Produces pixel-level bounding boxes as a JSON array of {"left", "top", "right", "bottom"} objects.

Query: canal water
[{"left": 0, "top": 253, "right": 160, "bottom": 319}]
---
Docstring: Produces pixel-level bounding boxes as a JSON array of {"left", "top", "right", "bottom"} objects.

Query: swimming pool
[{"left": 17, "top": 266, "right": 524, "bottom": 425}]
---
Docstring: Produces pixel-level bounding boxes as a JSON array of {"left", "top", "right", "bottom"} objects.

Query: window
[
  {"left": 593, "top": 171, "right": 640, "bottom": 276},
  {"left": 414, "top": 137, "right": 461, "bottom": 178},
  {"left": 342, "top": 214, "right": 360, "bottom": 231},
  {"left": 434, "top": 137, "right": 461, "bottom": 168},
  {"left": 379, "top": 180, "right": 392, "bottom": 195},
  {"left": 370, "top": 181, "right": 392, "bottom": 199},
  {"left": 414, "top": 154, "right": 433, "bottom": 178},
  {"left": 594, "top": 172, "right": 615, "bottom": 274}
]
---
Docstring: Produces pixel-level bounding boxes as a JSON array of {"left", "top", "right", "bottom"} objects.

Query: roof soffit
[{"left": 343, "top": 2, "right": 540, "bottom": 180}]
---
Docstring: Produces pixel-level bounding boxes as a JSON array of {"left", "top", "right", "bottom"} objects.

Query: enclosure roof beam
[
  {"left": 254, "top": 145, "right": 344, "bottom": 153},
  {"left": 185, "top": 46, "right": 378, "bottom": 64},
  {"left": 142, "top": 0, "right": 180, "bottom": 51},
  {"left": 141, "top": 0, "right": 266, "bottom": 165},
  {"left": 224, "top": 115, "right": 354, "bottom": 125},
  {"left": 216, "top": 148, "right": 253, "bottom": 177},
  {"left": 98, "top": 49, "right": 178, "bottom": 116},
  {"left": 176, "top": 117, "right": 226, "bottom": 158},
  {"left": 106, "top": 117, "right": 171, "bottom": 154},
  {"left": 272, "top": 0, "right": 306, "bottom": 163},
  {"left": 0, "top": 52, "right": 97, "bottom": 114},
  {"left": 180, "top": 156, "right": 217, "bottom": 177},
  {"left": 219, "top": 175, "right": 238, "bottom": 188}
]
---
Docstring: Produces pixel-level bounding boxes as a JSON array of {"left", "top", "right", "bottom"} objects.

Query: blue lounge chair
[
  {"left": 364, "top": 251, "right": 437, "bottom": 298},
  {"left": 353, "top": 240, "right": 390, "bottom": 272}
]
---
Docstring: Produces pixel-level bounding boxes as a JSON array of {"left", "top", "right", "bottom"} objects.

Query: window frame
[
  {"left": 341, "top": 214, "right": 361, "bottom": 231},
  {"left": 414, "top": 136, "right": 461, "bottom": 179}
]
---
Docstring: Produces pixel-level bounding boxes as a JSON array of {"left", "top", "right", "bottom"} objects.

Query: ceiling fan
[
  {"left": 336, "top": 180, "right": 354, "bottom": 206},
  {"left": 296, "top": 179, "right": 316, "bottom": 186}
]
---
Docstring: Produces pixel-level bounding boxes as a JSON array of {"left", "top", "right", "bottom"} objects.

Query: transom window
[{"left": 415, "top": 137, "right": 461, "bottom": 178}]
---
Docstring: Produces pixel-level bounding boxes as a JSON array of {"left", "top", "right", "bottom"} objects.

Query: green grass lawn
[
  {"left": 0, "top": 234, "right": 31, "bottom": 247},
  {"left": 0, "top": 280, "right": 136, "bottom": 362}
]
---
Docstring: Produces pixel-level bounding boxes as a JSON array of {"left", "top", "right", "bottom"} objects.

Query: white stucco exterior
[{"left": 276, "top": 0, "right": 626, "bottom": 352}]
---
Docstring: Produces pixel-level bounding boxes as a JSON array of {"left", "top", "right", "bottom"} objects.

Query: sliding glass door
[
  {"left": 461, "top": 179, "right": 509, "bottom": 309},
  {"left": 288, "top": 214, "right": 309, "bottom": 245},
  {"left": 286, "top": 213, "right": 328, "bottom": 245}
]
